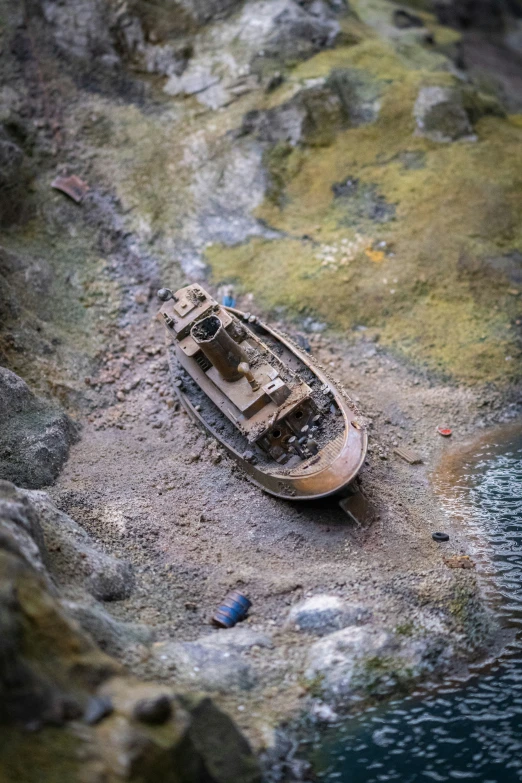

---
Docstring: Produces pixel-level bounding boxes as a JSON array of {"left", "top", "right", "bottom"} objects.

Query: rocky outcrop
[
  {"left": 0, "top": 368, "right": 78, "bottom": 489},
  {"left": 305, "top": 626, "right": 451, "bottom": 707},
  {"left": 0, "top": 91, "right": 34, "bottom": 227},
  {"left": 25, "top": 488, "right": 135, "bottom": 601},
  {"left": 152, "top": 627, "right": 272, "bottom": 692},
  {"left": 0, "top": 479, "right": 261, "bottom": 782}
]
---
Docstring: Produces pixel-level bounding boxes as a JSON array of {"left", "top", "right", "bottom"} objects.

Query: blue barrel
[{"left": 212, "top": 590, "right": 251, "bottom": 628}]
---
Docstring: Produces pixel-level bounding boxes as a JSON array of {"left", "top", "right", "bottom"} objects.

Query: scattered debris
[
  {"left": 444, "top": 555, "right": 475, "bottom": 569},
  {"left": 51, "top": 174, "right": 90, "bottom": 203},
  {"left": 394, "top": 446, "right": 423, "bottom": 465},
  {"left": 339, "top": 488, "right": 375, "bottom": 525},
  {"left": 432, "top": 531, "right": 450, "bottom": 542},
  {"left": 437, "top": 427, "right": 452, "bottom": 437},
  {"left": 212, "top": 590, "right": 251, "bottom": 628}
]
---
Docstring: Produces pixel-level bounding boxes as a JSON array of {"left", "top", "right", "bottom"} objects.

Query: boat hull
[{"left": 169, "top": 307, "right": 367, "bottom": 501}]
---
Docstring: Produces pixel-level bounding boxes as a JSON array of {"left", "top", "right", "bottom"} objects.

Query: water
[{"left": 311, "top": 425, "right": 522, "bottom": 783}]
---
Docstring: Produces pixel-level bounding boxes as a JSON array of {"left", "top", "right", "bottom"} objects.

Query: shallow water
[{"left": 310, "top": 424, "right": 522, "bottom": 783}]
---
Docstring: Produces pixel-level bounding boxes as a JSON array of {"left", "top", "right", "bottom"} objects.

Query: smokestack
[{"left": 191, "top": 315, "right": 248, "bottom": 382}]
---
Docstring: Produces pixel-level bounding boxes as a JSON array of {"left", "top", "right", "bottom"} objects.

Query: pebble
[
  {"left": 133, "top": 695, "right": 172, "bottom": 725},
  {"left": 83, "top": 695, "right": 113, "bottom": 725}
]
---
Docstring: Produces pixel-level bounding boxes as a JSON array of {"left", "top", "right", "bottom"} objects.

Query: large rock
[
  {"left": 64, "top": 600, "right": 153, "bottom": 657},
  {"left": 0, "top": 481, "right": 261, "bottom": 781},
  {"left": 414, "top": 86, "right": 474, "bottom": 143},
  {"left": 0, "top": 523, "right": 120, "bottom": 727},
  {"left": 164, "top": 0, "right": 341, "bottom": 108},
  {"left": 40, "top": 0, "right": 120, "bottom": 65},
  {"left": 0, "top": 368, "right": 78, "bottom": 489},
  {"left": 20, "top": 487, "right": 135, "bottom": 602},
  {"left": 285, "top": 594, "right": 370, "bottom": 636},
  {"left": 305, "top": 626, "right": 450, "bottom": 707},
  {"left": 152, "top": 628, "right": 271, "bottom": 692},
  {"left": 0, "top": 119, "right": 32, "bottom": 227},
  {"left": 241, "top": 84, "right": 346, "bottom": 148}
]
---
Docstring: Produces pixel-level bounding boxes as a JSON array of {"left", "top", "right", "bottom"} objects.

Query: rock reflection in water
[{"left": 311, "top": 424, "right": 522, "bottom": 783}]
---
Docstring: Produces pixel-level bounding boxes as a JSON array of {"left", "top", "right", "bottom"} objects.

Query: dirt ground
[
  {"left": 2, "top": 0, "right": 522, "bottom": 765},
  {"left": 47, "top": 274, "right": 519, "bottom": 745}
]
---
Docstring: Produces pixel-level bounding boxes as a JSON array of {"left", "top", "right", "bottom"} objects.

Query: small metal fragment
[
  {"left": 394, "top": 447, "right": 423, "bottom": 465},
  {"left": 51, "top": 174, "right": 89, "bottom": 203},
  {"left": 339, "top": 488, "right": 375, "bottom": 526}
]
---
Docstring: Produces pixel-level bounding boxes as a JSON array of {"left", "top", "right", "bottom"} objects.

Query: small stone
[
  {"left": 285, "top": 595, "right": 369, "bottom": 636},
  {"left": 133, "top": 694, "right": 172, "bottom": 725},
  {"left": 83, "top": 695, "right": 113, "bottom": 725}
]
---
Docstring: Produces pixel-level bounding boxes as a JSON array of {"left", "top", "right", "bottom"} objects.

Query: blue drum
[{"left": 212, "top": 590, "right": 251, "bottom": 628}]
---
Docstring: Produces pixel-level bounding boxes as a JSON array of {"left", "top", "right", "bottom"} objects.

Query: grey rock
[
  {"left": 0, "top": 368, "right": 78, "bottom": 489},
  {"left": 241, "top": 83, "right": 345, "bottom": 147},
  {"left": 83, "top": 695, "right": 113, "bottom": 725},
  {"left": 285, "top": 594, "right": 369, "bottom": 635},
  {"left": 328, "top": 67, "right": 382, "bottom": 126},
  {"left": 25, "top": 489, "right": 135, "bottom": 602},
  {"left": 41, "top": 0, "right": 119, "bottom": 63},
  {"left": 305, "top": 626, "right": 450, "bottom": 706},
  {"left": 153, "top": 631, "right": 261, "bottom": 691},
  {"left": 414, "top": 86, "right": 475, "bottom": 143},
  {"left": 64, "top": 601, "right": 153, "bottom": 656},
  {"left": 178, "top": 695, "right": 262, "bottom": 783},
  {"left": 258, "top": 0, "right": 340, "bottom": 66},
  {"left": 197, "top": 627, "right": 273, "bottom": 651},
  {"left": 87, "top": 559, "right": 135, "bottom": 602},
  {"left": 305, "top": 626, "right": 394, "bottom": 702},
  {"left": 0, "top": 481, "right": 49, "bottom": 582}
]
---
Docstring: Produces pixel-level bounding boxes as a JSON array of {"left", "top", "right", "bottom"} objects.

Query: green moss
[
  {"left": 448, "top": 574, "right": 493, "bottom": 650},
  {"left": 352, "top": 654, "right": 416, "bottom": 699},
  {"left": 0, "top": 728, "right": 83, "bottom": 783},
  {"left": 206, "top": 45, "right": 522, "bottom": 384},
  {"left": 395, "top": 621, "right": 415, "bottom": 637}
]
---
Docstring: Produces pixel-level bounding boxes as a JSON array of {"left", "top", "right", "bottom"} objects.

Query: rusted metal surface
[
  {"left": 338, "top": 487, "right": 375, "bottom": 525},
  {"left": 51, "top": 174, "right": 89, "bottom": 203},
  {"left": 158, "top": 284, "right": 368, "bottom": 500},
  {"left": 444, "top": 555, "right": 475, "bottom": 569}
]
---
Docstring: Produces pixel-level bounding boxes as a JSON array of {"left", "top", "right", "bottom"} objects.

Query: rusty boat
[{"left": 157, "top": 284, "right": 368, "bottom": 501}]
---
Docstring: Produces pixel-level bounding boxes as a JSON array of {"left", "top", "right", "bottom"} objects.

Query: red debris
[
  {"left": 51, "top": 174, "right": 89, "bottom": 203},
  {"left": 437, "top": 427, "right": 452, "bottom": 437}
]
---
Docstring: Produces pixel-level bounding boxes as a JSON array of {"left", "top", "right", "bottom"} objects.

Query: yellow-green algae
[
  {"left": 65, "top": 15, "right": 522, "bottom": 385},
  {"left": 206, "top": 39, "right": 522, "bottom": 384}
]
